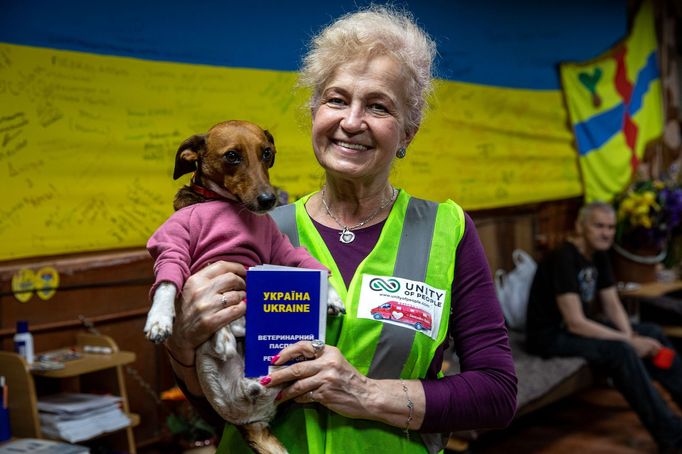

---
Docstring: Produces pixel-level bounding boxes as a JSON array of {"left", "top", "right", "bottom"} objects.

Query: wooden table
[
  {"left": 620, "top": 280, "right": 682, "bottom": 338},
  {"left": 620, "top": 280, "right": 682, "bottom": 299}
]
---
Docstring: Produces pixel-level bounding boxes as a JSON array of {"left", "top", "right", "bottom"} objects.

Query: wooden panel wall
[{"left": 470, "top": 197, "right": 582, "bottom": 273}]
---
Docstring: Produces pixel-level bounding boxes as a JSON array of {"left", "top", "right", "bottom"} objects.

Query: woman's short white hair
[{"left": 299, "top": 5, "right": 436, "bottom": 135}]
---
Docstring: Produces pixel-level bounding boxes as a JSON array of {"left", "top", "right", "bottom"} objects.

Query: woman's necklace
[{"left": 321, "top": 185, "right": 397, "bottom": 244}]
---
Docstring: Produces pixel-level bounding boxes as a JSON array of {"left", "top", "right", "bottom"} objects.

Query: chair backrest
[{"left": 0, "top": 351, "right": 41, "bottom": 438}]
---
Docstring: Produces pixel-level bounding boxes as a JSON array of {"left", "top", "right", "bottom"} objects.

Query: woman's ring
[
  {"left": 220, "top": 293, "right": 227, "bottom": 307},
  {"left": 311, "top": 339, "right": 325, "bottom": 355},
  {"left": 308, "top": 391, "right": 315, "bottom": 402}
]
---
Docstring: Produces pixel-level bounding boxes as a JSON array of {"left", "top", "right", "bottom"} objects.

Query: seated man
[{"left": 525, "top": 201, "right": 682, "bottom": 452}]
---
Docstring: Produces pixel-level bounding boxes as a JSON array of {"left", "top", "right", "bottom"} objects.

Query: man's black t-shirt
[{"left": 525, "top": 241, "right": 615, "bottom": 342}]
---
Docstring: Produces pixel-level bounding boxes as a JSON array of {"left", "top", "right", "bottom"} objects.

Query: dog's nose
[{"left": 257, "top": 192, "right": 277, "bottom": 210}]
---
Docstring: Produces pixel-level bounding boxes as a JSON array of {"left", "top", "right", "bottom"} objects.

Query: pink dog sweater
[{"left": 147, "top": 199, "right": 326, "bottom": 296}]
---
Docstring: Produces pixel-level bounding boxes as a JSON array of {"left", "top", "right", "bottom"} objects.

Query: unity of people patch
[{"left": 357, "top": 274, "right": 447, "bottom": 339}]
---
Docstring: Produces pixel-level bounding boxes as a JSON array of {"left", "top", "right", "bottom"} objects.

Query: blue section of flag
[
  {"left": 0, "top": 0, "right": 626, "bottom": 89},
  {"left": 573, "top": 51, "right": 659, "bottom": 156},
  {"left": 628, "top": 52, "right": 660, "bottom": 116},
  {"left": 575, "top": 105, "right": 624, "bottom": 155},
  {"left": 415, "top": 0, "right": 627, "bottom": 89}
]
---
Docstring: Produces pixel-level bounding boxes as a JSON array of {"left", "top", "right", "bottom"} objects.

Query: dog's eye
[
  {"left": 262, "top": 148, "right": 273, "bottom": 162},
  {"left": 223, "top": 150, "right": 241, "bottom": 165}
]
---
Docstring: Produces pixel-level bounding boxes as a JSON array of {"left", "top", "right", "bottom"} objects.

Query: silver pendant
[{"left": 339, "top": 228, "right": 355, "bottom": 244}]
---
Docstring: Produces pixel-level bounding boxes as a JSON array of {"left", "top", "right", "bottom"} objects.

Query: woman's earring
[{"left": 396, "top": 147, "right": 407, "bottom": 159}]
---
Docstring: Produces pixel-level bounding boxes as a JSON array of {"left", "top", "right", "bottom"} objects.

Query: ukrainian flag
[
  {"left": 0, "top": 1, "right": 627, "bottom": 260},
  {"left": 560, "top": 0, "right": 664, "bottom": 203}
]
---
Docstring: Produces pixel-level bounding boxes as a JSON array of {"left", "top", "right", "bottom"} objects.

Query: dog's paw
[
  {"left": 144, "top": 316, "right": 173, "bottom": 344},
  {"left": 211, "top": 327, "right": 237, "bottom": 361},
  {"left": 145, "top": 283, "right": 177, "bottom": 343},
  {"left": 326, "top": 287, "right": 345, "bottom": 316},
  {"left": 243, "top": 379, "right": 265, "bottom": 398},
  {"left": 231, "top": 317, "right": 246, "bottom": 337}
]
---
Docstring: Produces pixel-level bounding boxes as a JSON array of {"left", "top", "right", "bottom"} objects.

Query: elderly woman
[{"left": 165, "top": 6, "right": 517, "bottom": 453}]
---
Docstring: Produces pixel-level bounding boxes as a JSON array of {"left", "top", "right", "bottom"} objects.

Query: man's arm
[
  {"left": 556, "top": 292, "right": 630, "bottom": 340},
  {"left": 557, "top": 291, "right": 661, "bottom": 357},
  {"left": 599, "top": 286, "right": 633, "bottom": 337}
]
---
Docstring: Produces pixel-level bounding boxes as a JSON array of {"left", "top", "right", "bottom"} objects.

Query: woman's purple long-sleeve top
[{"left": 317, "top": 213, "right": 517, "bottom": 432}]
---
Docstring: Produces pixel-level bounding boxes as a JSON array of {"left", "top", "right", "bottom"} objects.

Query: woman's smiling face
[{"left": 311, "top": 54, "right": 414, "bottom": 182}]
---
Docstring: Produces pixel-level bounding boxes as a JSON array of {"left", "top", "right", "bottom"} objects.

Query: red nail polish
[
  {"left": 270, "top": 354, "right": 280, "bottom": 364},
  {"left": 260, "top": 376, "right": 271, "bottom": 385},
  {"left": 275, "top": 391, "right": 282, "bottom": 401}
]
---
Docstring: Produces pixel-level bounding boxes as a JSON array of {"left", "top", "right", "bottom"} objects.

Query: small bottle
[{"left": 14, "top": 320, "right": 34, "bottom": 365}]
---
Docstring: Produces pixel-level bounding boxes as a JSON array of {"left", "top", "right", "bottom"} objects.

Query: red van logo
[{"left": 370, "top": 302, "right": 432, "bottom": 331}]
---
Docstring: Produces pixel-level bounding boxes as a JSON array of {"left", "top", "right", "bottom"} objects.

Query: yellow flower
[
  {"left": 633, "top": 205, "right": 649, "bottom": 216},
  {"left": 642, "top": 191, "right": 656, "bottom": 204},
  {"left": 620, "top": 198, "right": 636, "bottom": 213},
  {"left": 639, "top": 216, "right": 652, "bottom": 229}
]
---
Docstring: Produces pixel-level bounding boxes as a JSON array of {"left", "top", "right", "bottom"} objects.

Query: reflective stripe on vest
[
  {"left": 270, "top": 204, "right": 299, "bottom": 246},
  {"left": 369, "top": 197, "right": 437, "bottom": 379}
]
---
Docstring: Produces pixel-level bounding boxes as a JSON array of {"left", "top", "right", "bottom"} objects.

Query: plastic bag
[{"left": 494, "top": 249, "right": 537, "bottom": 331}]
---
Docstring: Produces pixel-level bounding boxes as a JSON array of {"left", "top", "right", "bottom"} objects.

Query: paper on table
[
  {"left": 41, "top": 408, "right": 130, "bottom": 443},
  {"left": 0, "top": 438, "right": 89, "bottom": 453},
  {"left": 36, "top": 393, "right": 130, "bottom": 443},
  {"left": 37, "top": 393, "right": 122, "bottom": 414}
]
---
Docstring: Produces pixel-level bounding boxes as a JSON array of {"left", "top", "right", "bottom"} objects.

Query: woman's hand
[
  {"left": 267, "top": 341, "right": 376, "bottom": 419},
  {"left": 264, "top": 341, "right": 425, "bottom": 430},
  {"left": 165, "top": 261, "right": 247, "bottom": 369}
]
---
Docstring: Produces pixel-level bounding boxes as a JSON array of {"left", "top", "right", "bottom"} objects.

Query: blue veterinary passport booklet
[{"left": 245, "top": 265, "right": 328, "bottom": 377}]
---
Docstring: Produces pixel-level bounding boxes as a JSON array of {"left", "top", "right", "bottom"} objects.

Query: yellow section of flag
[{"left": 0, "top": 43, "right": 579, "bottom": 260}]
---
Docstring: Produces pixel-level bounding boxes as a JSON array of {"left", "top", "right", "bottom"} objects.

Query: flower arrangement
[{"left": 613, "top": 179, "right": 682, "bottom": 253}]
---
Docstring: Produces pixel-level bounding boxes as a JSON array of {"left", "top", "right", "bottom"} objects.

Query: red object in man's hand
[{"left": 652, "top": 347, "right": 676, "bottom": 369}]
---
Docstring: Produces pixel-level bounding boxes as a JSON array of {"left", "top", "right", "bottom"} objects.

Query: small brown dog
[
  {"left": 171, "top": 120, "right": 278, "bottom": 213},
  {"left": 144, "top": 120, "right": 343, "bottom": 454}
]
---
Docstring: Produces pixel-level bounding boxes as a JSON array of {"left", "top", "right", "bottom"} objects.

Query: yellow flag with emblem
[{"left": 560, "top": 0, "right": 664, "bottom": 202}]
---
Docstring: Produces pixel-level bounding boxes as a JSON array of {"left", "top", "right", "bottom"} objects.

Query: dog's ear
[
  {"left": 173, "top": 134, "right": 206, "bottom": 180},
  {"left": 264, "top": 130, "right": 275, "bottom": 146},
  {"left": 263, "top": 130, "right": 275, "bottom": 168}
]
